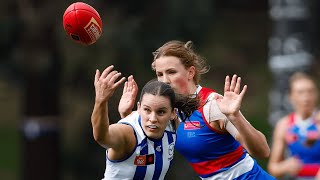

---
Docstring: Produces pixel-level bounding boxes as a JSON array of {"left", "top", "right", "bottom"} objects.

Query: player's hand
[
  {"left": 283, "top": 157, "right": 302, "bottom": 176},
  {"left": 118, "top": 75, "right": 138, "bottom": 118},
  {"left": 216, "top": 75, "right": 247, "bottom": 118},
  {"left": 94, "top": 65, "right": 126, "bottom": 104}
]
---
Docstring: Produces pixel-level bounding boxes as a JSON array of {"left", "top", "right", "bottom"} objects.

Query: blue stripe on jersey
[
  {"left": 133, "top": 138, "right": 148, "bottom": 180},
  {"left": 152, "top": 140, "right": 163, "bottom": 180},
  {"left": 167, "top": 131, "right": 174, "bottom": 144}
]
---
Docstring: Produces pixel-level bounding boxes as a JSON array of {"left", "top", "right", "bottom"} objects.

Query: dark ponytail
[{"left": 174, "top": 94, "right": 200, "bottom": 122}]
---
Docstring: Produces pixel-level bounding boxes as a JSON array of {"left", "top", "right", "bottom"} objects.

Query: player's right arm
[{"left": 91, "top": 65, "right": 131, "bottom": 150}]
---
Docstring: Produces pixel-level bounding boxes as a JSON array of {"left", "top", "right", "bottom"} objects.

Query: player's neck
[
  {"left": 188, "top": 83, "right": 197, "bottom": 95},
  {"left": 296, "top": 109, "right": 315, "bottom": 120}
]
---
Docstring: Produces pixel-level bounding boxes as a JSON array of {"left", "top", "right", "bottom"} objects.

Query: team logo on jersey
[
  {"left": 184, "top": 121, "right": 201, "bottom": 130},
  {"left": 134, "top": 154, "right": 154, "bottom": 166},
  {"left": 156, "top": 145, "right": 162, "bottom": 152},
  {"left": 285, "top": 132, "right": 298, "bottom": 143},
  {"left": 168, "top": 143, "right": 174, "bottom": 156},
  {"left": 168, "top": 142, "right": 174, "bottom": 161}
]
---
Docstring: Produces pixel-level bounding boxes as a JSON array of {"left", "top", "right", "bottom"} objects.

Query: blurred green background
[{"left": 1, "top": 0, "right": 319, "bottom": 180}]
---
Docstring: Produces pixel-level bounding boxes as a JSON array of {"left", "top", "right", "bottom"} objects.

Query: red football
[{"left": 63, "top": 2, "right": 103, "bottom": 45}]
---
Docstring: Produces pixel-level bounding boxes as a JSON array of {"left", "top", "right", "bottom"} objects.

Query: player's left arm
[
  {"left": 118, "top": 75, "right": 138, "bottom": 118},
  {"left": 215, "top": 75, "right": 270, "bottom": 159},
  {"left": 230, "top": 112, "right": 270, "bottom": 159}
]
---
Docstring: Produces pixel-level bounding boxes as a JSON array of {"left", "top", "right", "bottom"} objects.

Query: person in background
[
  {"left": 91, "top": 65, "right": 199, "bottom": 180},
  {"left": 268, "top": 72, "right": 320, "bottom": 180},
  {"left": 119, "top": 40, "right": 275, "bottom": 179}
]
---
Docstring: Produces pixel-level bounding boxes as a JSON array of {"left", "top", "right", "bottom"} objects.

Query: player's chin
[{"left": 145, "top": 128, "right": 163, "bottom": 139}]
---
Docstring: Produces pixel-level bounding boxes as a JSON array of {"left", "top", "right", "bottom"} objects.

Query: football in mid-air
[{"left": 63, "top": 2, "right": 102, "bottom": 45}]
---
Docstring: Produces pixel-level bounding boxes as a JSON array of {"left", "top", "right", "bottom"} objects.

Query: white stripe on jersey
[
  {"left": 102, "top": 111, "right": 176, "bottom": 180},
  {"left": 201, "top": 154, "right": 254, "bottom": 180}
]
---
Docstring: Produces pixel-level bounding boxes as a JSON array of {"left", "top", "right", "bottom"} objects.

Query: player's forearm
[
  {"left": 268, "top": 161, "right": 288, "bottom": 178},
  {"left": 229, "top": 112, "right": 270, "bottom": 159},
  {"left": 91, "top": 101, "right": 110, "bottom": 146}
]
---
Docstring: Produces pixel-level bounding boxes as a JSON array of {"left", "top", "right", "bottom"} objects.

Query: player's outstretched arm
[
  {"left": 118, "top": 75, "right": 138, "bottom": 118},
  {"left": 91, "top": 65, "right": 128, "bottom": 149},
  {"left": 216, "top": 75, "right": 270, "bottom": 159}
]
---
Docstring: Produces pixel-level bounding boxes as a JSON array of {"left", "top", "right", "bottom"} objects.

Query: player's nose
[
  {"left": 162, "top": 74, "right": 170, "bottom": 85},
  {"left": 149, "top": 112, "right": 158, "bottom": 123}
]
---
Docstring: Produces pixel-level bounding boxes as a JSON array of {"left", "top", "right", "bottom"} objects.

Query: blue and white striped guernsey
[{"left": 102, "top": 111, "right": 176, "bottom": 180}]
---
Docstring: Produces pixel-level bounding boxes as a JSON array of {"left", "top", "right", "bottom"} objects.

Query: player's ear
[
  {"left": 187, "top": 66, "right": 196, "bottom": 81},
  {"left": 137, "top": 102, "right": 141, "bottom": 111},
  {"left": 170, "top": 108, "right": 177, "bottom": 120}
]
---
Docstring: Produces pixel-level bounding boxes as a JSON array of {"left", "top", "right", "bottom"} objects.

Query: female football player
[
  {"left": 91, "top": 65, "right": 199, "bottom": 179},
  {"left": 119, "top": 40, "right": 275, "bottom": 179},
  {"left": 268, "top": 72, "right": 320, "bottom": 179}
]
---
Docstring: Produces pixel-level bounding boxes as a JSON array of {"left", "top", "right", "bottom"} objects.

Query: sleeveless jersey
[
  {"left": 175, "top": 86, "right": 275, "bottom": 180},
  {"left": 102, "top": 111, "right": 176, "bottom": 180},
  {"left": 285, "top": 111, "right": 320, "bottom": 177}
]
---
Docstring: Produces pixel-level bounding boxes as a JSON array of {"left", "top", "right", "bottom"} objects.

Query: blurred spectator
[{"left": 268, "top": 72, "right": 320, "bottom": 180}]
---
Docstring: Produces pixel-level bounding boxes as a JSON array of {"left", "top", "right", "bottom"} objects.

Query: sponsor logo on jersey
[
  {"left": 134, "top": 154, "right": 154, "bottom": 166},
  {"left": 184, "top": 121, "right": 201, "bottom": 130}
]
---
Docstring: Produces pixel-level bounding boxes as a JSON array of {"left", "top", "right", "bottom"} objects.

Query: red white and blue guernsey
[
  {"left": 286, "top": 111, "right": 320, "bottom": 179},
  {"left": 175, "top": 85, "right": 275, "bottom": 180},
  {"left": 102, "top": 111, "right": 176, "bottom": 180}
]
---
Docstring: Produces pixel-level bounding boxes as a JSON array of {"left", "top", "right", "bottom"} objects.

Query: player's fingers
[
  {"left": 132, "top": 77, "right": 138, "bottom": 95},
  {"left": 114, "top": 77, "right": 126, "bottom": 88},
  {"left": 94, "top": 69, "right": 100, "bottom": 85},
  {"left": 105, "top": 70, "right": 119, "bottom": 82},
  {"left": 123, "top": 81, "right": 128, "bottom": 93},
  {"left": 100, "top": 65, "right": 114, "bottom": 79},
  {"left": 229, "top": 74, "right": 237, "bottom": 91},
  {"left": 109, "top": 72, "right": 123, "bottom": 84},
  {"left": 234, "top": 77, "right": 241, "bottom": 94},
  {"left": 239, "top": 85, "right": 247, "bottom": 99},
  {"left": 127, "top": 75, "right": 133, "bottom": 92},
  {"left": 132, "top": 76, "right": 138, "bottom": 89},
  {"left": 224, "top": 75, "right": 230, "bottom": 92}
]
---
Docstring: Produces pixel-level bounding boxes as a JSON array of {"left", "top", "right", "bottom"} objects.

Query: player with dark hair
[{"left": 91, "top": 65, "right": 199, "bottom": 179}]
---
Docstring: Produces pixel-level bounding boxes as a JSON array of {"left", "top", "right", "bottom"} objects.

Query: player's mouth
[{"left": 147, "top": 125, "right": 158, "bottom": 130}]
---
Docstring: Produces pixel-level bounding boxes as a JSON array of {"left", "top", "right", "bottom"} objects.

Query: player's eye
[
  {"left": 168, "top": 70, "right": 176, "bottom": 74},
  {"left": 157, "top": 110, "right": 166, "bottom": 115},
  {"left": 156, "top": 72, "right": 163, "bottom": 77}
]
